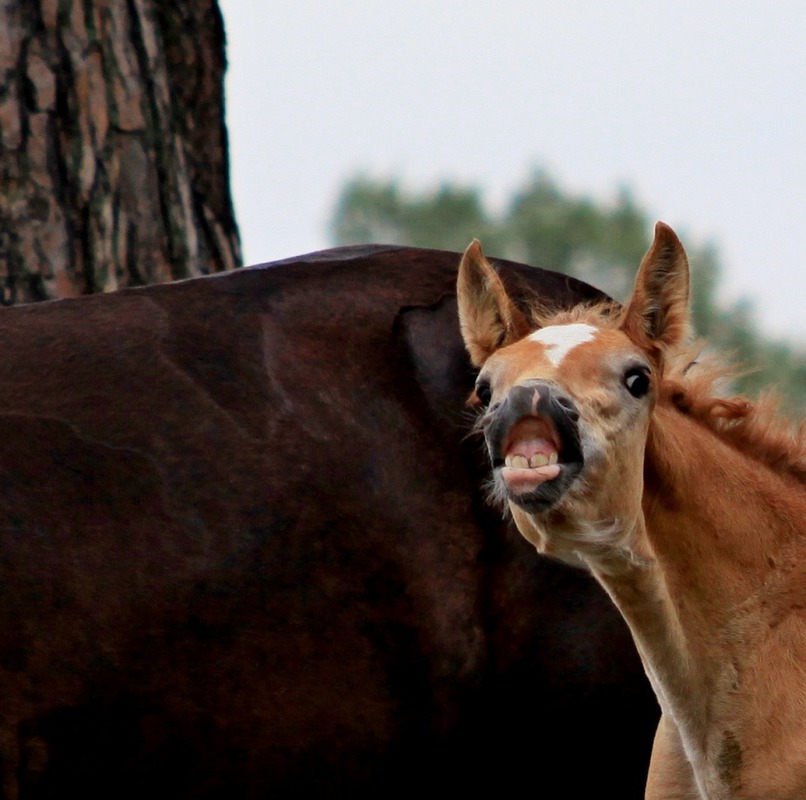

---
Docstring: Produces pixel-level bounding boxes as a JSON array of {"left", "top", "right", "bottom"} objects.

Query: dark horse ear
[
  {"left": 457, "top": 240, "right": 532, "bottom": 367},
  {"left": 619, "top": 222, "right": 691, "bottom": 355}
]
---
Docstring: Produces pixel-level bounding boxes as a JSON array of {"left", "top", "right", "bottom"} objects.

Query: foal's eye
[
  {"left": 475, "top": 379, "right": 493, "bottom": 407},
  {"left": 623, "top": 367, "right": 651, "bottom": 398}
]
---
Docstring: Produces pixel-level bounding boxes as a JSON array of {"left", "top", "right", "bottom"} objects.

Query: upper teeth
[{"left": 505, "top": 452, "right": 559, "bottom": 469}]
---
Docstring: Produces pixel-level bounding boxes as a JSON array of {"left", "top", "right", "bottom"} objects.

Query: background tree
[
  {"left": 331, "top": 171, "right": 806, "bottom": 416},
  {"left": 0, "top": 0, "right": 240, "bottom": 304}
]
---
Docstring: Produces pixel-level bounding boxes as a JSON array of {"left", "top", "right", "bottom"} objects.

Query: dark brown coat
[{"left": 0, "top": 245, "right": 657, "bottom": 798}]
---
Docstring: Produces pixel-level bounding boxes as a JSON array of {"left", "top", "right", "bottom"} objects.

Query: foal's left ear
[{"left": 619, "top": 221, "right": 691, "bottom": 352}]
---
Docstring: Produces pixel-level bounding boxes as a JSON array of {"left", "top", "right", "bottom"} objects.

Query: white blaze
[{"left": 528, "top": 323, "right": 598, "bottom": 367}]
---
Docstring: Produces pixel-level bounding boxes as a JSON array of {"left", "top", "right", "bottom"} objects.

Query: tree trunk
[{"left": 0, "top": 0, "right": 241, "bottom": 304}]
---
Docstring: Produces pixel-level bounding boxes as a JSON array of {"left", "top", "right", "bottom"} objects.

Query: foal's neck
[
  {"left": 596, "top": 403, "right": 806, "bottom": 796},
  {"left": 645, "top": 403, "right": 806, "bottom": 609},
  {"left": 604, "top": 403, "right": 806, "bottom": 666}
]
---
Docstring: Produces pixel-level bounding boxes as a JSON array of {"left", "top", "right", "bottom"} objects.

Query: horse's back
[{"left": 0, "top": 246, "right": 657, "bottom": 798}]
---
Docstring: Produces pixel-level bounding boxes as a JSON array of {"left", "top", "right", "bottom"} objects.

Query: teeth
[{"left": 505, "top": 452, "right": 560, "bottom": 469}]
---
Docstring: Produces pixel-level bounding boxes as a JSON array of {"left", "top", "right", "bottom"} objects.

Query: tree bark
[{"left": 0, "top": 0, "right": 241, "bottom": 304}]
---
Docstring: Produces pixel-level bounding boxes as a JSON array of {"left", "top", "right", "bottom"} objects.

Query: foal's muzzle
[{"left": 482, "top": 379, "right": 584, "bottom": 512}]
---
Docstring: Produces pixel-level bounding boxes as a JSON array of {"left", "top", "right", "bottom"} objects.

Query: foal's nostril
[
  {"left": 555, "top": 396, "right": 579, "bottom": 421},
  {"left": 481, "top": 407, "right": 500, "bottom": 427}
]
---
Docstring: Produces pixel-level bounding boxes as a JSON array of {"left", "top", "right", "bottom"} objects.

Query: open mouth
[
  {"left": 490, "top": 412, "right": 583, "bottom": 512},
  {"left": 482, "top": 380, "right": 584, "bottom": 512},
  {"left": 501, "top": 416, "right": 561, "bottom": 490}
]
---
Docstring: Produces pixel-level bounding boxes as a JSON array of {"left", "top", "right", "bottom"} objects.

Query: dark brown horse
[{"left": 0, "top": 245, "right": 657, "bottom": 799}]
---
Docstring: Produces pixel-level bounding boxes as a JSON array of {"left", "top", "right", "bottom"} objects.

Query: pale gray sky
[{"left": 220, "top": 1, "right": 806, "bottom": 343}]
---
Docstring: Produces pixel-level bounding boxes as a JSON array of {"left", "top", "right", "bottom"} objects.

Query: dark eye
[
  {"left": 624, "top": 366, "right": 651, "bottom": 398},
  {"left": 475, "top": 379, "right": 492, "bottom": 407}
]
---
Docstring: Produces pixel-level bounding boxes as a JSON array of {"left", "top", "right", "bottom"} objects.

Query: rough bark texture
[{"left": 0, "top": 0, "right": 241, "bottom": 304}]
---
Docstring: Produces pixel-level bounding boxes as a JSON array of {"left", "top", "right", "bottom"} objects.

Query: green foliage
[
  {"left": 329, "top": 170, "right": 806, "bottom": 417},
  {"left": 330, "top": 176, "right": 507, "bottom": 254},
  {"left": 504, "top": 171, "right": 649, "bottom": 301}
]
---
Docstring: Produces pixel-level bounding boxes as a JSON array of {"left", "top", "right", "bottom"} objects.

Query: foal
[{"left": 457, "top": 222, "right": 806, "bottom": 799}]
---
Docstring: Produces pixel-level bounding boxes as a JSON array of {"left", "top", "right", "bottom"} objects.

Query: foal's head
[{"left": 457, "top": 222, "right": 691, "bottom": 568}]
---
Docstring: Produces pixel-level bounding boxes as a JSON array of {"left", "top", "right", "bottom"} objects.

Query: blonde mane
[{"left": 528, "top": 298, "right": 806, "bottom": 485}]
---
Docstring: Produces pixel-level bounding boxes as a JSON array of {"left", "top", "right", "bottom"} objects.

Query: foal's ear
[
  {"left": 619, "top": 221, "right": 691, "bottom": 352},
  {"left": 457, "top": 240, "right": 532, "bottom": 367}
]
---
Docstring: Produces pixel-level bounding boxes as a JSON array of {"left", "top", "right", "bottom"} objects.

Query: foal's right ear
[
  {"left": 619, "top": 222, "right": 691, "bottom": 354},
  {"left": 457, "top": 240, "right": 531, "bottom": 367}
]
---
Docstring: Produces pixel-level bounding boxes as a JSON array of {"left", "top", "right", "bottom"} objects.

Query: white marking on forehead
[{"left": 527, "top": 323, "right": 598, "bottom": 367}]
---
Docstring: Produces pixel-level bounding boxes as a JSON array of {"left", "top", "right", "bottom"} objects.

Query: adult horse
[
  {"left": 457, "top": 223, "right": 805, "bottom": 798},
  {"left": 0, "top": 245, "right": 656, "bottom": 799}
]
